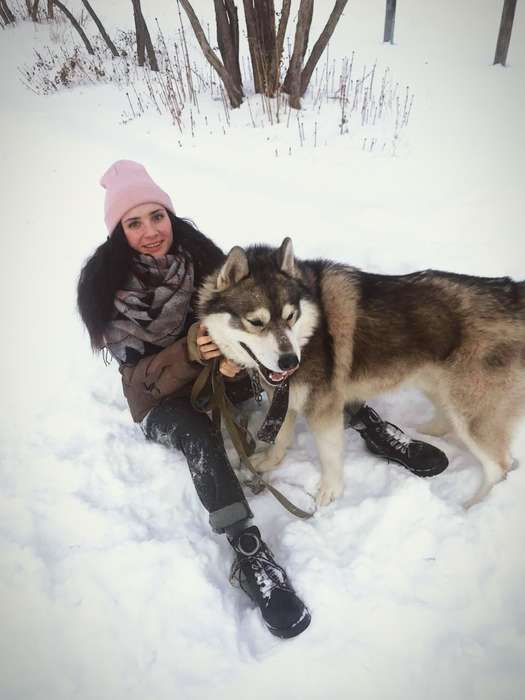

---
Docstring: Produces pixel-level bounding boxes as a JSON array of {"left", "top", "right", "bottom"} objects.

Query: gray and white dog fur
[{"left": 198, "top": 238, "right": 525, "bottom": 508}]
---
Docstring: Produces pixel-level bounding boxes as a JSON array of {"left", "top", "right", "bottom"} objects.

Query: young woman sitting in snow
[{"left": 77, "top": 160, "right": 447, "bottom": 639}]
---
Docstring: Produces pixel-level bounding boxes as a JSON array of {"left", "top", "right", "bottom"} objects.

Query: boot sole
[{"left": 365, "top": 441, "right": 448, "bottom": 477}]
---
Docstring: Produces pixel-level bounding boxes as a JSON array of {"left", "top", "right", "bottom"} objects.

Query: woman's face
[{"left": 121, "top": 203, "right": 173, "bottom": 257}]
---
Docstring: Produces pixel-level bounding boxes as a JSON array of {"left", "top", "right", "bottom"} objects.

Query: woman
[
  {"left": 77, "top": 160, "right": 311, "bottom": 639},
  {"left": 78, "top": 160, "right": 447, "bottom": 639}
]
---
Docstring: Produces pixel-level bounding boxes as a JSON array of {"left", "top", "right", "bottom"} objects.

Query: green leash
[{"left": 191, "top": 359, "right": 315, "bottom": 520}]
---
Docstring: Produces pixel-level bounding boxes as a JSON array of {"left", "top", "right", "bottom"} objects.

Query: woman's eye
[
  {"left": 248, "top": 318, "right": 264, "bottom": 327},
  {"left": 153, "top": 213, "right": 164, "bottom": 222},
  {"left": 129, "top": 221, "right": 141, "bottom": 229}
]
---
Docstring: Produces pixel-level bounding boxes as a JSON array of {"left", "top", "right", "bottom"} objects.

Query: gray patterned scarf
[{"left": 104, "top": 251, "right": 194, "bottom": 364}]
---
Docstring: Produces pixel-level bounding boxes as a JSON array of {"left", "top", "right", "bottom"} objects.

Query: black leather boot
[
  {"left": 346, "top": 404, "right": 449, "bottom": 477},
  {"left": 229, "top": 526, "right": 311, "bottom": 639}
]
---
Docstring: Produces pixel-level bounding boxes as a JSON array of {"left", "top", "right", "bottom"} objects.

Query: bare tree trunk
[
  {"left": 285, "top": 0, "right": 313, "bottom": 108},
  {"left": 131, "top": 0, "right": 145, "bottom": 66},
  {"left": 31, "top": 0, "right": 39, "bottom": 21},
  {"left": 80, "top": 0, "right": 119, "bottom": 57},
  {"left": 243, "top": 0, "right": 293, "bottom": 95},
  {"left": 242, "top": 0, "right": 262, "bottom": 93},
  {"left": 214, "top": 0, "right": 242, "bottom": 91},
  {"left": 282, "top": 0, "right": 313, "bottom": 94},
  {"left": 494, "top": 0, "right": 517, "bottom": 66},
  {"left": 271, "top": 0, "right": 291, "bottom": 90},
  {"left": 143, "top": 17, "right": 159, "bottom": 71},
  {"left": 47, "top": 0, "right": 53, "bottom": 19},
  {"left": 131, "top": 0, "right": 158, "bottom": 70},
  {"left": 383, "top": 0, "right": 396, "bottom": 43},
  {"left": 0, "top": 0, "right": 15, "bottom": 24},
  {"left": 52, "top": 0, "right": 95, "bottom": 54},
  {"left": 299, "top": 0, "right": 348, "bottom": 95},
  {"left": 178, "top": 0, "right": 244, "bottom": 107},
  {"left": 257, "top": 0, "right": 278, "bottom": 94}
]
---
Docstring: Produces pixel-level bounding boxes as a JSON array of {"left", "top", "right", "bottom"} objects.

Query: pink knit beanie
[{"left": 100, "top": 160, "right": 175, "bottom": 234}]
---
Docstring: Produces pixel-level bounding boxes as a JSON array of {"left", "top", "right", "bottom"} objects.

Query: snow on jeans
[{"left": 143, "top": 395, "right": 253, "bottom": 533}]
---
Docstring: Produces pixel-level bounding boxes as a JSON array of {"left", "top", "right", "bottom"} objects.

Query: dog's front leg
[
  {"left": 308, "top": 413, "right": 345, "bottom": 506},
  {"left": 251, "top": 409, "right": 297, "bottom": 473}
]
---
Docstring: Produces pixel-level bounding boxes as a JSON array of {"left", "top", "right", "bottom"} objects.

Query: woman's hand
[
  {"left": 196, "top": 323, "right": 221, "bottom": 361},
  {"left": 218, "top": 358, "right": 242, "bottom": 378},
  {"left": 196, "top": 324, "right": 242, "bottom": 377}
]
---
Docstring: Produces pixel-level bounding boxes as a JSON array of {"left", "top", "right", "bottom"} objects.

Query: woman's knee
[{"left": 145, "top": 396, "right": 219, "bottom": 451}]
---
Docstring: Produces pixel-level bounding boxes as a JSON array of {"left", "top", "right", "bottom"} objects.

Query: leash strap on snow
[{"left": 191, "top": 360, "right": 315, "bottom": 520}]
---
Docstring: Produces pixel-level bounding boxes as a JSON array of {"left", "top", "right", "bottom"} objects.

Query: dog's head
[{"left": 198, "top": 238, "right": 319, "bottom": 386}]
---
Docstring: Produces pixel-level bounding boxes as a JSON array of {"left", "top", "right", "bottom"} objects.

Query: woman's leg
[
  {"left": 144, "top": 395, "right": 252, "bottom": 533},
  {"left": 143, "top": 394, "right": 310, "bottom": 638}
]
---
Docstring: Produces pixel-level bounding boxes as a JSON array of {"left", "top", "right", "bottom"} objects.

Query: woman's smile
[{"left": 121, "top": 203, "right": 174, "bottom": 257}]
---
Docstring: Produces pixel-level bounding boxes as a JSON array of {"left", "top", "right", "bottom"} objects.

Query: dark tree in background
[
  {"left": 24, "top": 0, "right": 39, "bottom": 21},
  {"left": 494, "top": 0, "right": 517, "bottom": 66},
  {"left": 180, "top": 0, "right": 348, "bottom": 109},
  {"left": 383, "top": 0, "right": 396, "bottom": 44},
  {"left": 81, "top": 0, "right": 119, "bottom": 57},
  {"left": 131, "top": 0, "right": 159, "bottom": 71},
  {"left": 285, "top": 0, "right": 313, "bottom": 108},
  {"left": 290, "top": 0, "right": 348, "bottom": 100},
  {"left": 215, "top": 0, "right": 242, "bottom": 92},
  {"left": 0, "top": 0, "right": 15, "bottom": 25},
  {"left": 243, "top": 0, "right": 291, "bottom": 96},
  {"left": 52, "top": 0, "right": 95, "bottom": 54},
  {"left": 178, "top": 0, "right": 244, "bottom": 106}
]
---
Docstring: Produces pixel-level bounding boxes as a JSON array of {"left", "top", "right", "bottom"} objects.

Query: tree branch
[
  {"left": 178, "top": 0, "right": 243, "bottom": 107},
  {"left": 80, "top": 0, "right": 119, "bottom": 57},
  {"left": 300, "top": 0, "right": 348, "bottom": 96},
  {"left": 285, "top": 0, "right": 313, "bottom": 107},
  {"left": 52, "top": 0, "right": 95, "bottom": 54}
]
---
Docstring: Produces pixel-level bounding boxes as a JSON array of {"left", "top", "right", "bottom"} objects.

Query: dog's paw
[
  {"left": 316, "top": 477, "right": 343, "bottom": 506},
  {"left": 251, "top": 449, "right": 284, "bottom": 473}
]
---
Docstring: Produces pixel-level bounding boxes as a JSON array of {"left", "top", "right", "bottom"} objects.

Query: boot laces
[
  {"left": 230, "top": 546, "right": 288, "bottom": 600},
  {"left": 381, "top": 421, "right": 412, "bottom": 454},
  {"left": 356, "top": 407, "right": 413, "bottom": 455}
]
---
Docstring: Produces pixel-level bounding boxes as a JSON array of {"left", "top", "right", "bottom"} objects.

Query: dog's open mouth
[{"left": 239, "top": 342, "right": 298, "bottom": 386}]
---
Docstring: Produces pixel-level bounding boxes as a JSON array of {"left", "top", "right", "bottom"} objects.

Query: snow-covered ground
[{"left": 1, "top": 2, "right": 524, "bottom": 699}]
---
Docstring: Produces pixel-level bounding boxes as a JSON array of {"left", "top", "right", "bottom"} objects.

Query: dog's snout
[{"left": 278, "top": 353, "right": 299, "bottom": 371}]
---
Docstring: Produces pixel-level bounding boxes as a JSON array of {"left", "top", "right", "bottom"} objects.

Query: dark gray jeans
[{"left": 144, "top": 396, "right": 253, "bottom": 533}]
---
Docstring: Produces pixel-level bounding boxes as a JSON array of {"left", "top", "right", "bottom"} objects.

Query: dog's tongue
[{"left": 269, "top": 367, "right": 297, "bottom": 382}]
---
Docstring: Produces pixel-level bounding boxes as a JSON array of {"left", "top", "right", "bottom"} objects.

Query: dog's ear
[
  {"left": 216, "top": 246, "right": 249, "bottom": 291},
  {"left": 277, "top": 237, "right": 296, "bottom": 276}
]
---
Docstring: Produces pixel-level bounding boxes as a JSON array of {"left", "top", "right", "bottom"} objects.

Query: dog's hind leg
[
  {"left": 307, "top": 412, "right": 345, "bottom": 506},
  {"left": 448, "top": 408, "right": 511, "bottom": 508},
  {"left": 251, "top": 410, "right": 297, "bottom": 473},
  {"left": 417, "top": 403, "right": 452, "bottom": 437}
]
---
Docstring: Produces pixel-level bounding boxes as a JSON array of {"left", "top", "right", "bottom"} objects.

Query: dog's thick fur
[{"left": 198, "top": 238, "right": 525, "bottom": 507}]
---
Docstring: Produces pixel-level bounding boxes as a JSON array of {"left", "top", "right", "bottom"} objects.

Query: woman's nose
[{"left": 143, "top": 220, "right": 156, "bottom": 236}]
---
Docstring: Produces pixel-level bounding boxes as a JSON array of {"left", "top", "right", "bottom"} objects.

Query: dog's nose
[{"left": 278, "top": 353, "right": 299, "bottom": 371}]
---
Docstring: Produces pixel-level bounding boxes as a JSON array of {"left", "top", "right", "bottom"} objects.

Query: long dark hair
[{"left": 77, "top": 213, "right": 225, "bottom": 350}]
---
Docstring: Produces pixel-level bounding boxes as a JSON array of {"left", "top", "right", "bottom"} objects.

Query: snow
[{"left": 1, "top": 1, "right": 525, "bottom": 699}]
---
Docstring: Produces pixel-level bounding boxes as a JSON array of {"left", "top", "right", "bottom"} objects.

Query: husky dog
[{"left": 198, "top": 238, "right": 525, "bottom": 507}]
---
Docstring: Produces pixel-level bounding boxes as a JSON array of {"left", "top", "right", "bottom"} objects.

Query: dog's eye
[
  {"left": 247, "top": 318, "right": 264, "bottom": 327},
  {"left": 286, "top": 311, "right": 295, "bottom": 322}
]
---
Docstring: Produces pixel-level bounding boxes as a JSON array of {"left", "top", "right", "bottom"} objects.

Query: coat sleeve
[{"left": 119, "top": 322, "right": 204, "bottom": 422}]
